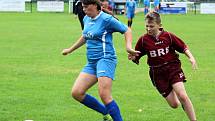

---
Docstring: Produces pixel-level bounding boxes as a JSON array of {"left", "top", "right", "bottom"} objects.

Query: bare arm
[
  {"left": 124, "top": 28, "right": 140, "bottom": 56},
  {"left": 184, "top": 49, "right": 198, "bottom": 70},
  {"left": 62, "top": 36, "right": 86, "bottom": 55}
]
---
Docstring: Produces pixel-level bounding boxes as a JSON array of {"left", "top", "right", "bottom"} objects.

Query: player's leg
[
  {"left": 97, "top": 59, "right": 123, "bottom": 121},
  {"left": 144, "top": 0, "right": 150, "bottom": 15},
  {"left": 98, "top": 77, "right": 122, "bottom": 121},
  {"left": 165, "top": 90, "right": 181, "bottom": 108},
  {"left": 71, "top": 72, "right": 97, "bottom": 101},
  {"left": 149, "top": 66, "right": 180, "bottom": 108},
  {"left": 98, "top": 76, "right": 113, "bottom": 105},
  {"left": 173, "top": 82, "right": 197, "bottom": 121},
  {"left": 71, "top": 67, "right": 108, "bottom": 115},
  {"left": 168, "top": 61, "right": 197, "bottom": 121},
  {"left": 154, "top": 0, "right": 160, "bottom": 12},
  {"left": 154, "top": 5, "right": 158, "bottom": 12},
  {"left": 129, "top": 13, "right": 134, "bottom": 28},
  {"left": 130, "top": 18, "right": 133, "bottom": 27},
  {"left": 127, "top": 18, "right": 132, "bottom": 27},
  {"left": 126, "top": 11, "right": 132, "bottom": 27},
  {"left": 144, "top": 6, "right": 149, "bottom": 15}
]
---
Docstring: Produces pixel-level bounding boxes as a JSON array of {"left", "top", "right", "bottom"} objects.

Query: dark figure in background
[{"left": 74, "top": 0, "right": 86, "bottom": 30}]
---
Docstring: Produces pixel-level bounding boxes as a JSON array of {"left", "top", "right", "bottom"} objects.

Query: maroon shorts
[{"left": 149, "top": 62, "right": 186, "bottom": 97}]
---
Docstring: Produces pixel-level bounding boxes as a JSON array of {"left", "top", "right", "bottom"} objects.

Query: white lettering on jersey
[
  {"left": 98, "top": 70, "right": 106, "bottom": 73},
  {"left": 179, "top": 72, "right": 184, "bottom": 78},
  {"left": 88, "top": 22, "right": 95, "bottom": 25},
  {"left": 150, "top": 51, "right": 157, "bottom": 57},
  {"left": 155, "top": 41, "right": 163, "bottom": 45},
  {"left": 149, "top": 46, "right": 170, "bottom": 57},
  {"left": 85, "top": 31, "right": 93, "bottom": 38},
  {"left": 166, "top": 46, "right": 169, "bottom": 54},
  {"left": 157, "top": 48, "right": 165, "bottom": 56}
]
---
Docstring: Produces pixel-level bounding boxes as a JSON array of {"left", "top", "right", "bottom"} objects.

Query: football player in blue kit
[
  {"left": 143, "top": 0, "right": 150, "bottom": 15},
  {"left": 62, "top": 0, "right": 140, "bottom": 121},
  {"left": 125, "top": 0, "right": 136, "bottom": 28}
]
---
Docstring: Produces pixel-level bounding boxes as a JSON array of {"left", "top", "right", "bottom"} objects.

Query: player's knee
[
  {"left": 71, "top": 89, "right": 78, "bottom": 99},
  {"left": 178, "top": 93, "right": 189, "bottom": 103},
  {"left": 99, "top": 92, "right": 107, "bottom": 100},
  {"left": 71, "top": 88, "right": 85, "bottom": 101},
  {"left": 170, "top": 103, "right": 179, "bottom": 109},
  {"left": 99, "top": 92, "right": 112, "bottom": 104},
  {"left": 169, "top": 101, "right": 180, "bottom": 109}
]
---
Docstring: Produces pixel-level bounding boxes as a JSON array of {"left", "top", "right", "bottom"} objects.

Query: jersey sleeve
[
  {"left": 133, "top": 37, "right": 146, "bottom": 64},
  {"left": 170, "top": 33, "right": 188, "bottom": 53},
  {"left": 106, "top": 17, "right": 128, "bottom": 34}
]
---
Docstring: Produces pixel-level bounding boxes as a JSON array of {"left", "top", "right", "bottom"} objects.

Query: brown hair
[
  {"left": 82, "top": 0, "right": 101, "bottom": 10},
  {"left": 145, "top": 11, "right": 161, "bottom": 24}
]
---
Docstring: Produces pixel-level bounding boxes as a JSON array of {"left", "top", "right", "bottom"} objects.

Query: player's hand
[
  {"left": 128, "top": 53, "right": 136, "bottom": 60},
  {"left": 189, "top": 57, "right": 198, "bottom": 70},
  {"left": 126, "top": 48, "right": 140, "bottom": 56},
  {"left": 61, "top": 48, "right": 71, "bottom": 55}
]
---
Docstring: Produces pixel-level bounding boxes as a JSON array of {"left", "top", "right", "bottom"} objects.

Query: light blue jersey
[
  {"left": 83, "top": 11, "right": 128, "bottom": 63},
  {"left": 82, "top": 11, "right": 128, "bottom": 79},
  {"left": 126, "top": 0, "right": 136, "bottom": 13},
  {"left": 126, "top": 0, "right": 136, "bottom": 19}
]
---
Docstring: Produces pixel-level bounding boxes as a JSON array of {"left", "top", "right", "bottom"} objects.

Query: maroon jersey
[{"left": 134, "top": 29, "right": 188, "bottom": 67}]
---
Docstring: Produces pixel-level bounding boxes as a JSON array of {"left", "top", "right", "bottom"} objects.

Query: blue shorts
[
  {"left": 82, "top": 59, "right": 117, "bottom": 80},
  {"left": 126, "top": 11, "right": 135, "bottom": 19}
]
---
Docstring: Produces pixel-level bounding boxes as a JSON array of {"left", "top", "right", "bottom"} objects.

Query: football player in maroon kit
[{"left": 128, "top": 11, "right": 197, "bottom": 121}]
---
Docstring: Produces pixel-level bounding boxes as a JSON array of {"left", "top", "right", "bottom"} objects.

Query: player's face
[
  {"left": 145, "top": 19, "right": 161, "bottom": 36},
  {"left": 82, "top": 4, "right": 98, "bottom": 18}
]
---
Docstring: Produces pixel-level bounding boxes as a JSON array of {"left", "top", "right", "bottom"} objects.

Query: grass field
[{"left": 0, "top": 11, "right": 215, "bottom": 121}]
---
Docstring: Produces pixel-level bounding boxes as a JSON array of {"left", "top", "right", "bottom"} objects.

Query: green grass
[{"left": 0, "top": 12, "right": 215, "bottom": 121}]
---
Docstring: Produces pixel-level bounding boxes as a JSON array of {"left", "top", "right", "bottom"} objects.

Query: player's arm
[
  {"left": 184, "top": 49, "right": 198, "bottom": 70},
  {"left": 129, "top": 37, "right": 145, "bottom": 65},
  {"left": 124, "top": 28, "right": 140, "bottom": 56},
  {"left": 62, "top": 36, "right": 86, "bottom": 55},
  {"left": 170, "top": 33, "right": 197, "bottom": 69}
]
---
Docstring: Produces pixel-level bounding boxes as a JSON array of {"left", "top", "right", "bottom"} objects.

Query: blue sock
[
  {"left": 81, "top": 94, "right": 107, "bottom": 115},
  {"left": 106, "top": 100, "right": 123, "bottom": 121}
]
